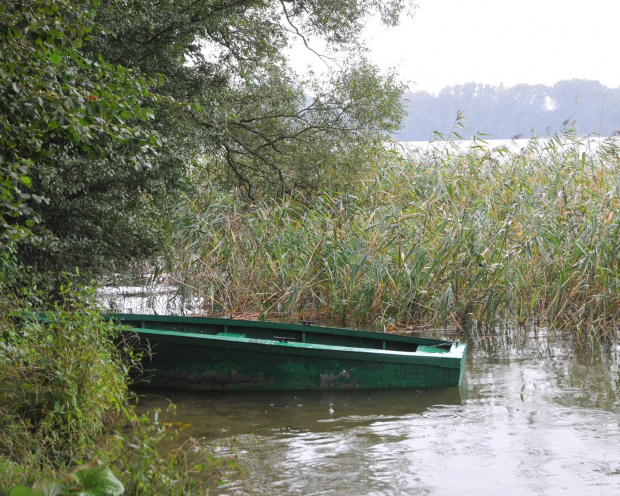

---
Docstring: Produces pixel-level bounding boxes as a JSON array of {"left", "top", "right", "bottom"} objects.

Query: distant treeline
[{"left": 397, "top": 79, "right": 620, "bottom": 141}]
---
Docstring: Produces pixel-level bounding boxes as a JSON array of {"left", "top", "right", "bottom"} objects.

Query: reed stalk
[{"left": 163, "top": 131, "right": 620, "bottom": 339}]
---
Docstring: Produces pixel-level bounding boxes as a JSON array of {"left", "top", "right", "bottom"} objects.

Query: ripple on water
[
  {"left": 553, "top": 407, "right": 620, "bottom": 438},
  {"left": 137, "top": 333, "right": 620, "bottom": 496},
  {"left": 420, "top": 403, "right": 470, "bottom": 420}
]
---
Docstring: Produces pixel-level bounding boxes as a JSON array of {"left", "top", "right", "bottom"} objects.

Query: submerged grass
[{"left": 165, "top": 131, "right": 620, "bottom": 339}]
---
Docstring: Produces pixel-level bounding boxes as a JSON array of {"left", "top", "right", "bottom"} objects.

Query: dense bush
[
  {"left": 0, "top": 286, "right": 237, "bottom": 494},
  {"left": 0, "top": 286, "right": 131, "bottom": 483}
]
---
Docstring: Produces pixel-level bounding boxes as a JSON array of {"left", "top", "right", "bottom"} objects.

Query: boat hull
[{"left": 108, "top": 314, "right": 467, "bottom": 391}]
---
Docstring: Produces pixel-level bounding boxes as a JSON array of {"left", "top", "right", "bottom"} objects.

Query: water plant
[{"left": 163, "top": 131, "right": 620, "bottom": 339}]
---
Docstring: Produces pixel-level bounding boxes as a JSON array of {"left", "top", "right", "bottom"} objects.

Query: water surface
[{"left": 136, "top": 331, "right": 620, "bottom": 495}]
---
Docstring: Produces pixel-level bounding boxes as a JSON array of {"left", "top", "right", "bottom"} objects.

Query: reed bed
[{"left": 164, "top": 132, "right": 620, "bottom": 338}]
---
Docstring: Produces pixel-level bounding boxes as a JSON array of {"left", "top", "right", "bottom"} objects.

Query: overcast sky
[{"left": 291, "top": 0, "right": 620, "bottom": 94}]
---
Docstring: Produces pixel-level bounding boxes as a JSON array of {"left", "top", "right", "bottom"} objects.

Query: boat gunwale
[
  {"left": 105, "top": 313, "right": 458, "bottom": 347},
  {"left": 122, "top": 326, "right": 466, "bottom": 369}
]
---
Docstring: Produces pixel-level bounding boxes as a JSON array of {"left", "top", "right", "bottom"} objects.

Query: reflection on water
[
  {"left": 137, "top": 386, "right": 467, "bottom": 439},
  {"left": 136, "top": 332, "right": 620, "bottom": 495}
]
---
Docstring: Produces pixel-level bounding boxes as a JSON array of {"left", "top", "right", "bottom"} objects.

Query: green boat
[{"left": 106, "top": 313, "right": 467, "bottom": 391}]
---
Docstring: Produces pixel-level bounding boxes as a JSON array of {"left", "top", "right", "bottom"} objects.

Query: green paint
[{"left": 109, "top": 314, "right": 467, "bottom": 391}]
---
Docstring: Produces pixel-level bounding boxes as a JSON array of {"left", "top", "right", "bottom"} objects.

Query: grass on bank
[
  {"left": 0, "top": 286, "right": 239, "bottom": 495},
  {"left": 164, "top": 131, "right": 620, "bottom": 339}
]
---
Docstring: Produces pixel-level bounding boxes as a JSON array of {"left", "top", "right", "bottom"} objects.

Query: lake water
[
  {"left": 398, "top": 135, "right": 613, "bottom": 159},
  {"left": 136, "top": 330, "right": 620, "bottom": 495}
]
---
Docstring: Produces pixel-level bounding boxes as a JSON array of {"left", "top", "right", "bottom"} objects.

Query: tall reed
[{"left": 164, "top": 131, "right": 620, "bottom": 338}]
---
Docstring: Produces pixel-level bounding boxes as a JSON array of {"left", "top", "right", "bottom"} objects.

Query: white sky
[{"left": 291, "top": 0, "right": 620, "bottom": 94}]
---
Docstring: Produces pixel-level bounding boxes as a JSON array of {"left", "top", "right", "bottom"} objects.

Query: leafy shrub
[
  {"left": 0, "top": 285, "right": 132, "bottom": 473},
  {"left": 1, "top": 285, "right": 240, "bottom": 494},
  {"left": 9, "top": 462, "right": 124, "bottom": 496},
  {"left": 5, "top": 407, "right": 238, "bottom": 496}
]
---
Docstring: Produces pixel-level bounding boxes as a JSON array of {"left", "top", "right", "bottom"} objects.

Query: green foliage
[
  {"left": 3, "top": 0, "right": 409, "bottom": 288},
  {"left": 202, "top": 60, "right": 406, "bottom": 197},
  {"left": 0, "top": 285, "right": 234, "bottom": 494},
  {"left": 106, "top": 408, "right": 238, "bottom": 495},
  {"left": 0, "top": 0, "right": 410, "bottom": 289},
  {"left": 0, "top": 285, "right": 132, "bottom": 470},
  {"left": 163, "top": 131, "right": 620, "bottom": 338},
  {"left": 1, "top": 0, "right": 165, "bottom": 285},
  {"left": 5, "top": 407, "right": 236, "bottom": 495},
  {"left": 10, "top": 463, "right": 124, "bottom": 496},
  {"left": 85, "top": 0, "right": 408, "bottom": 199}
]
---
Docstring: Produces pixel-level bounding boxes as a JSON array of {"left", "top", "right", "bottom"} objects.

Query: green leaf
[
  {"left": 49, "top": 53, "right": 62, "bottom": 66},
  {"left": 32, "top": 479, "right": 64, "bottom": 496},
  {"left": 20, "top": 176, "right": 32, "bottom": 187},
  {"left": 23, "top": 103, "right": 35, "bottom": 118},
  {"left": 70, "top": 466, "right": 124, "bottom": 496}
]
